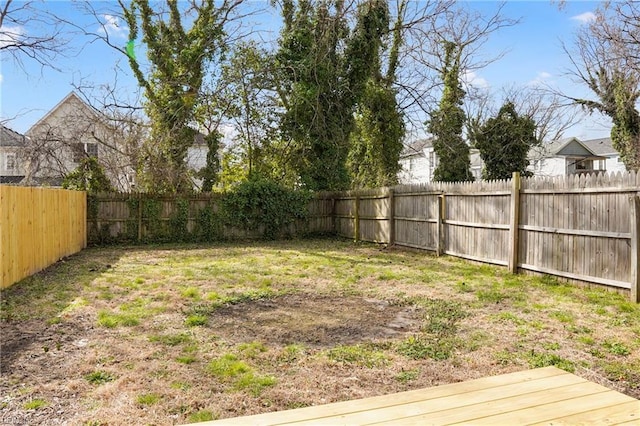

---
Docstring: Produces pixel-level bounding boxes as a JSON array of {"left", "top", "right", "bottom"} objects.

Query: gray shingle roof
[
  {"left": 530, "top": 136, "right": 619, "bottom": 159},
  {"left": 581, "top": 137, "right": 616, "bottom": 156},
  {"left": 0, "top": 125, "right": 26, "bottom": 147},
  {"left": 401, "top": 138, "right": 433, "bottom": 158}
]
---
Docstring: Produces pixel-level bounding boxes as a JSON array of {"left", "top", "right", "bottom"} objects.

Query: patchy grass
[
  {"left": 136, "top": 393, "right": 162, "bottom": 406},
  {"left": 207, "top": 353, "right": 276, "bottom": 396},
  {"left": 23, "top": 399, "right": 48, "bottom": 410},
  {"left": 1, "top": 238, "right": 639, "bottom": 425},
  {"left": 85, "top": 371, "right": 115, "bottom": 385},
  {"left": 187, "top": 410, "right": 216, "bottom": 423},
  {"left": 326, "top": 344, "right": 389, "bottom": 367}
]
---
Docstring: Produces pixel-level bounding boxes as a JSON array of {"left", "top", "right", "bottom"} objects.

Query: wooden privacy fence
[
  {"left": 87, "top": 193, "right": 334, "bottom": 243},
  {"left": 328, "top": 172, "right": 640, "bottom": 302},
  {"left": 1, "top": 185, "right": 86, "bottom": 289}
]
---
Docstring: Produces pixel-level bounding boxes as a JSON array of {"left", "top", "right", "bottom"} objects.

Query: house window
[
  {"left": 6, "top": 154, "right": 16, "bottom": 171},
  {"left": 575, "top": 159, "right": 593, "bottom": 171},
  {"left": 72, "top": 144, "right": 85, "bottom": 162},
  {"left": 428, "top": 151, "right": 437, "bottom": 177},
  {"left": 72, "top": 143, "right": 99, "bottom": 162},
  {"left": 409, "top": 157, "right": 416, "bottom": 171},
  {"left": 86, "top": 143, "right": 98, "bottom": 158}
]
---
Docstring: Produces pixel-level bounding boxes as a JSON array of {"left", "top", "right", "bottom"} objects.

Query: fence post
[
  {"left": 437, "top": 194, "right": 445, "bottom": 256},
  {"left": 137, "top": 192, "right": 143, "bottom": 242},
  {"left": 354, "top": 193, "right": 360, "bottom": 242},
  {"left": 630, "top": 195, "right": 640, "bottom": 303},
  {"left": 509, "top": 172, "right": 521, "bottom": 274},
  {"left": 387, "top": 188, "right": 395, "bottom": 246}
]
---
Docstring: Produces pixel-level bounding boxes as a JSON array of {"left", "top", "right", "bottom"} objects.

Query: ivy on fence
[{"left": 88, "top": 178, "right": 313, "bottom": 244}]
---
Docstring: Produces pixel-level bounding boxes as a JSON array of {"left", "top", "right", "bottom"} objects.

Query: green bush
[{"left": 220, "top": 177, "right": 312, "bottom": 239}]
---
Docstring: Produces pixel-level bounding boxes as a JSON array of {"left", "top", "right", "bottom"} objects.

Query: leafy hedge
[
  {"left": 221, "top": 178, "right": 312, "bottom": 239},
  {"left": 88, "top": 178, "right": 313, "bottom": 244}
]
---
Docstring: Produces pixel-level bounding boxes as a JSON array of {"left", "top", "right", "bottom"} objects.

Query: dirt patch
[{"left": 210, "top": 294, "right": 422, "bottom": 347}]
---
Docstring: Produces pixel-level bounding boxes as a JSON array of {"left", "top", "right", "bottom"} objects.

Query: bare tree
[
  {"left": 561, "top": 4, "right": 640, "bottom": 170},
  {"left": 0, "top": 0, "right": 68, "bottom": 70},
  {"left": 22, "top": 87, "right": 146, "bottom": 192},
  {"left": 399, "top": 2, "right": 518, "bottom": 129}
]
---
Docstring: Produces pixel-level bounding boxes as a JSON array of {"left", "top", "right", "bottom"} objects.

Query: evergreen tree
[
  {"left": 474, "top": 102, "right": 538, "bottom": 180},
  {"left": 347, "top": 0, "right": 405, "bottom": 189},
  {"left": 428, "top": 41, "right": 473, "bottom": 182}
]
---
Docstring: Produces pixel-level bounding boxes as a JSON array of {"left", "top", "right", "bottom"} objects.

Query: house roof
[
  {"left": 401, "top": 138, "right": 433, "bottom": 158},
  {"left": 581, "top": 137, "right": 616, "bottom": 156},
  {"left": 26, "top": 91, "right": 100, "bottom": 135},
  {"left": 530, "top": 136, "right": 615, "bottom": 160},
  {"left": 0, "top": 125, "right": 26, "bottom": 147}
]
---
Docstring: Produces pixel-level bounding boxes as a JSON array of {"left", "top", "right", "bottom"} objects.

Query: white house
[
  {"left": 398, "top": 139, "right": 436, "bottom": 183},
  {"left": 24, "top": 92, "right": 138, "bottom": 189},
  {"left": 528, "top": 137, "right": 626, "bottom": 177},
  {"left": 398, "top": 138, "right": 482, "bottom": 184},
  {"left": 0, "top": 125, "right": 27, "bottom": 184},
  {"left": 399, "top": 136, "right": 626, "bottom": 184},
  {"left": 8, "top": 92, "right": 216, "bottom": 191}
]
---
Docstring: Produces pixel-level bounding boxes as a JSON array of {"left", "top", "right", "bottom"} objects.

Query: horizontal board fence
[
  {"left": 327, "top": 172, "right": 640, "bottom": 302},
  {"left": 87, "top": 193, "right": 335, "bottom": 244},
  {"left": 1, "top": 185, "right": 86, "bottom": 289}
]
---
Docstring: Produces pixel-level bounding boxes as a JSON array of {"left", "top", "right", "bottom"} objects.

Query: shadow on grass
[{"left": 0, "top": 247, "right": 125, "bottom": 374}]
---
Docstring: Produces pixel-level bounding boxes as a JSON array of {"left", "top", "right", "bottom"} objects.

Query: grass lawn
[{"left": 1, "top": 238, "right": 639, "bottom": 425}]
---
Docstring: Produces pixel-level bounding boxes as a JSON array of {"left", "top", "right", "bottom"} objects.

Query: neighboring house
[
  {"left": 22, "top": 91, "right": 216, "bottom": 191},
  {"left": 0, "top": 125, "right": 27, "bottom": 183},
  {"left": 399, "top": 135, "right": 626, "bottom": 184},
  {"left": 186, "top": 132, "right": 212, "bottom": 191},
  {"left": 399, "top": 139, "right": 435, "bottom": 184},
  {"left": 528, "top": 137, "right": 626, "bottom": 177},
  {"left": 24, "top": 92, "right": 136, "bottom": 189},
  {"left": 399, "top": 138, "right": 482, "bottom": 184}
]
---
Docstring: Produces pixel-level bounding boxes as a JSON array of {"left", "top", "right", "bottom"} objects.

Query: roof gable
[
  {"left": 554, "top": 139, "right": 595, "bottom": 157},
  {"left": 401, "top": 138, "right": 434, "bottom": 158},
  {"left": 26, "top": 92, "right": 99, "bottom": 135}
]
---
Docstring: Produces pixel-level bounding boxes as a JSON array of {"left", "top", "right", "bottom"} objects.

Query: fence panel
[
  {"left": 439, "top": 180, "right": 512, "bottom": 266},
  {"left": 334, "top": 194, "right": 356, "bottom": 240},
  {"left": 1, "top": 185, "right": 86, "bottom": 288},
  {"left": 359, "top": 189, "right": 390, "bottom": 243},
  {"left": 519, "top": 172, "right": 638, "bottom": 289},
  {"left": 394, "top": 186, "right": 440, "bottom": 251},
  {"left": 88, "top": 193, "right": 336, "bottom": 243}
]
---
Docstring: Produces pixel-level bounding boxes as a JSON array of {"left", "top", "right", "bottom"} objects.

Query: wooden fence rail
[
  {"left": 1, "top": 185, "right": 86, "bottom": 289},
  {"left": 328, "top": 172, "right": 640, "bottom": 302}
]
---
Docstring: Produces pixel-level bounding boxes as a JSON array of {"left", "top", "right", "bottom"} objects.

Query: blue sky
[{"left": 1, "top": 1, "right": 610, "bottom": 139}]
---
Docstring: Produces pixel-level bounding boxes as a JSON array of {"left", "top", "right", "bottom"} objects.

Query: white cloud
[
  {"left": 528, "top": 71, "right": 553, "bottom": 87},
  {"left": 99, "top": 14, "right": 127, "bottom": 39},
  {"left": 462, "top": 70, "right": 489, "bottom": 89},
  {"left": 0, "top": 74, "right": 3, "bottom": 85},
  {"left": 571, "top": 12, "right": 596, "bottom": 24},
  {"left": 0, "top": 25, "right": 25, "bottom": 49}
]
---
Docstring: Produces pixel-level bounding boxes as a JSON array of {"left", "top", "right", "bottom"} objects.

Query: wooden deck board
[
  {"left": 529, "top": 400, "right": 640, "bottom": 425},
  {"left": 194, "top": 367, "right": 639, "bottom": 426}
]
